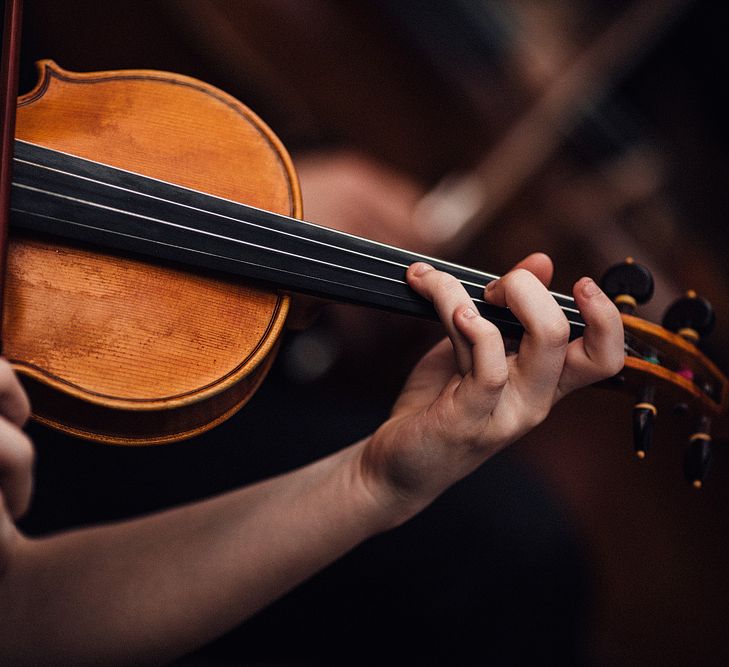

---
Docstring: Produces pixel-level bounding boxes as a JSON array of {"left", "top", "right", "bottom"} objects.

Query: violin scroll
[{"left": 600, "top": 259, "right": 728, "bottom": 486}]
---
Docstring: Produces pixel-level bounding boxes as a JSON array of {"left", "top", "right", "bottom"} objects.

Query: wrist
[
  {"left": 347, "top": 426, "right": 433, "bottom": 533},
  {"left": 332, "top": 439, "right": 402, "bottom": 536}
]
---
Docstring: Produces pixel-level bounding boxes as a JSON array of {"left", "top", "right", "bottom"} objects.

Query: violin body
[{"left": 4, "top": 61, "right": 298, "bottom": 444}]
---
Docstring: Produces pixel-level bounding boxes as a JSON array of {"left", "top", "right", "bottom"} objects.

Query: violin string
[
  {"left": 12, "top": 155, "right": 586, "bottom": 328},
  {"left": 16, "top": 143, "right": 688, "bottom": 357},
  {"left": 13, "top": 140, "right": 581, "bottom": 313},
  {"left": 623, "top": 337, "right": 645, "bottom": 359},
  {"left": 14, "top": 180, "right": 482, "bottom": 305},
  {"left": 13, "top": 147, "right": 679, "bottom": 356},
  {"left": 18, "top": 203, "right": 664, "bottom": 373},
  {"left": 8, "top": 204, "right": 439, "bottom": 311},
  {"left": 11, "top": 143, "right": 716, "bottom": 390}
]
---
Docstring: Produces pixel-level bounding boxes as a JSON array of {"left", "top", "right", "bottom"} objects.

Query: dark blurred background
[{"left": 14, "top": 1, "right": 729, "bottom": 665}]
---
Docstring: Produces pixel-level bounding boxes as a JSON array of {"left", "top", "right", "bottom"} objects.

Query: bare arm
[
  {"left": 1, "top": 438, "right": 383, "bottom": 665},
  {"left": 0, "top": 251, "right": 622, "bottom": 665}
]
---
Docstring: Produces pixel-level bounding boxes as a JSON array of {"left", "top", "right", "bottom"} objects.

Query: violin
[{"left": 4, "top": 62, "right": 727, "bottom": 485}]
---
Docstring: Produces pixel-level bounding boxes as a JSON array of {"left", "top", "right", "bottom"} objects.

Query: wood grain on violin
[{"left": 5, "top": 61, "right": 296, "bottom": 444}]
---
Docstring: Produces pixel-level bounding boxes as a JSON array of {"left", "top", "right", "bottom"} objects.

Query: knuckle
[
  {"left": 590, "top": 298, "right": 622, "bottom": 328},
  {"left": 504, "top": 268, "right": 524, "bottom": 280},
  {"left": 600, "top": 307, "right": 623, "bottom": 332},
  {"left": 463, "top": 429, "right": 490, "bottom": 454},
  {"left": 588, "top": 343, "right": 625, "bottom": 381},
  {"left": 523, "top": 403, "right": 551, "bottom": 431},
  {"left": 606, "top": 352, "right": 625, "bottom": 377},
  {"left": 479, "top": 368, "right": 509, "bottom": 394},
  {"left": 426, "top": 395, "right": 455, "bottom": 433},
  {"left": 496, "top": 271, "right": 516, "bottom": 292},
  {"left": 488, "top": 411, "right": 530, "bottom": 448},
  {"left": 538, "top": 316, "right": 571, "bottom": 348},
  {"left": 506, "top": 268, "right": 536, "bottom": 287}
]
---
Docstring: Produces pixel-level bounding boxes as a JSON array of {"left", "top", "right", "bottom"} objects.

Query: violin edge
[
  {"left": 9, "top": 61, "right": 303, "bottom": 443},
  {"left": 18, "top": 339, "right": 280, "bottom": 445}
]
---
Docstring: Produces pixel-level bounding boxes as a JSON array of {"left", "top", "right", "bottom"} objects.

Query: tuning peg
[
  {"left": 632, "top": 387, "right": 656, "bottom": 459},
  {"left": 600, "top": 258, "right": 654, "bottom": 314},
  {"left": 684, "top": 416, "right": 712, "bottom": 488},
  {"left": 662, "top": 290, "right": 715, "bottom": 343},
  {"left": 633, "top": 403, "right": 656, "bottom": 459}
]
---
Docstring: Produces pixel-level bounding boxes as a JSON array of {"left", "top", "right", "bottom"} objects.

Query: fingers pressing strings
[
  {"left": 406, "top": 262, "right": 622, "bottom": 416},
  {"left": 557, "top": 277, "right": 624, "bottom": 398},
  {"left": 407, "top": 263, "right": 508, "bottom": 415},
  {"left": 407, "top": 263, "right": 477, "bottom": 376},
  {"left": 451, "top": 305, "right": 508, "bottom": 417},
  {"left": 484, "top": 269, "right": 570, "bottom": 410}
]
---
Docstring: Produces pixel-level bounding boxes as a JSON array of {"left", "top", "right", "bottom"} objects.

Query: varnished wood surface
[
  {"left": 621, "top": 313, "right": 729, "bottom": 415},
  {"left": 3, "top": 61, "right": 301, "bottom": 443}
]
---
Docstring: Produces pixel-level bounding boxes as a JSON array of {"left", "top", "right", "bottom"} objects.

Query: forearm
[{"left": 0, "top": 440, "right": 386, "bottom": 665}]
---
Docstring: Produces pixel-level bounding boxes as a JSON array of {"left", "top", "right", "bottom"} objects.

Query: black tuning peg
[
  {"left": 633, "top": 391, "right": 656, "bottom": 460},
  {"left": 685, "top": 435, "right": 712, "bottom": 489},
  {"left": 662, "top": 290, "right": 715, "bottom": 343},
  {"left": 633, "top": 387, "right": 656, "bottom": 459},
  {"left": 684, "top": 416, "right": 712, "bottom": 489},
  {"left": 600, "top": 258, "right": 654, "bottom": 315}
]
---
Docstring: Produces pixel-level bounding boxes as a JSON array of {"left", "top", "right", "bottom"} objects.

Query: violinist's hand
[
  {"left": 358, "top": 253, "right": 624, "bottom": 525},
  {"left": 0, "top": 360, "right": 32, "bottom": 573}
]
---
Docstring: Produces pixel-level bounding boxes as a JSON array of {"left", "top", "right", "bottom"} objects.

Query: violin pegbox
[{"left": 600, "top": 259, "right": 729, "bottom": 487}]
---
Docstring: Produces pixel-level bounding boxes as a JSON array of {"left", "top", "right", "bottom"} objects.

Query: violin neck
[{"left": 10, "top": 140, "right": 584, "bottom": 339}]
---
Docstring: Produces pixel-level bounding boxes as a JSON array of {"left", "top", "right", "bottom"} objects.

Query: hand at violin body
[
  {"left": 0, "top": 359, "right": 32, "bottom": 573},
  {"left": 358, "top": 254, "right": 624, "bottom": 524}
]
